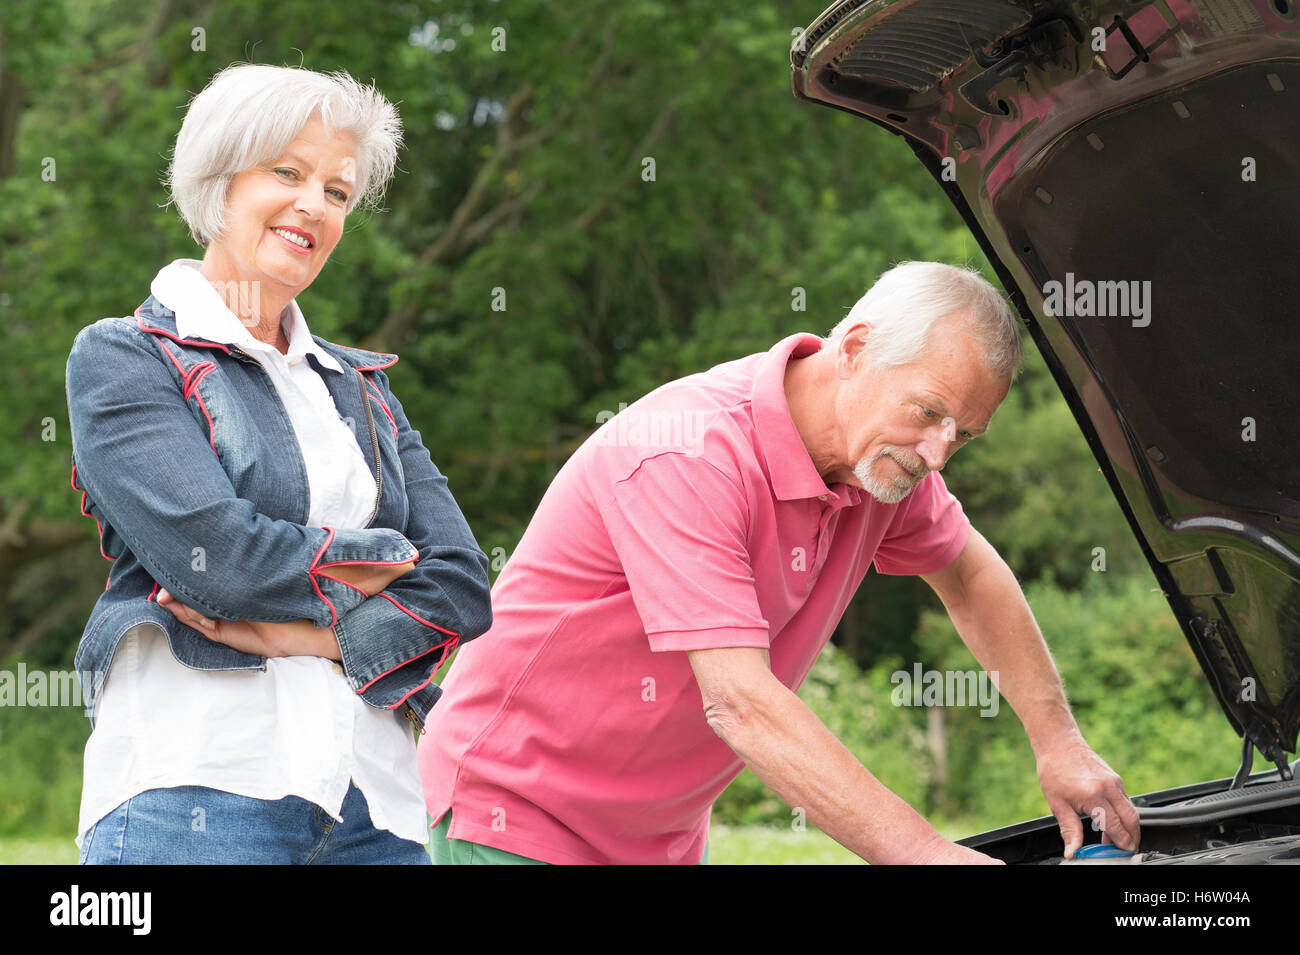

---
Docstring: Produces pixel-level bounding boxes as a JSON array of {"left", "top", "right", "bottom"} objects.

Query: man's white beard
[{"left": 854, "top": 447, "right": 927, "bottom": 504}]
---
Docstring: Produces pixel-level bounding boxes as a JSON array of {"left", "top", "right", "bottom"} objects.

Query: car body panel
[{"left": 791, "top": 0, "right": 1300, "bottom": 768}]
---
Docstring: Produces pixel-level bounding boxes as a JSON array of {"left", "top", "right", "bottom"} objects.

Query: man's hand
[
  {"left": 921, "top": 530, "right": 1140, "bottom": 859},
  {"left": 1036, "top": 730, "right": 1140, "bottom": 858},
  {"left": 157, "top": 589, "right": 341, "bottom": 661}
]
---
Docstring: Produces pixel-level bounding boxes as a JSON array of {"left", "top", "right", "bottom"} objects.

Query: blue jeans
[{"left": 78, "top": 782, "right": 431, "bottom": 865}]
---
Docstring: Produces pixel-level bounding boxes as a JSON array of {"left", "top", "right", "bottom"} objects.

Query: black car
[{"left": 792, "top": 0, "right": 1300, "bottom": 864}]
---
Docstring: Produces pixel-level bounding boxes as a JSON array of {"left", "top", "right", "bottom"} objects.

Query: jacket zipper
[
  {"left": 358, "top": 374, "right": 382, "bottom": 527},
  {"left": 404, "top": 703, "right": 425, "bottom": 735}
]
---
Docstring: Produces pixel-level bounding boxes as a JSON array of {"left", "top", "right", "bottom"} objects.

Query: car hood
[{"left": 792, "top": 0, "right": 1300, "bottom": 766}]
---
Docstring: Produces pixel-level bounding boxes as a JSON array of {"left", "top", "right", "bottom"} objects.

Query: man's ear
[{"left": 835, "top": 322, "right": 872, "bottom": 380}]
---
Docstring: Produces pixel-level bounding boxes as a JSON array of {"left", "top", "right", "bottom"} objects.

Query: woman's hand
[
  {"left": 322, "top": 559, "right": 417, "bottom": 596},
  {"left": 157, "top": 589, "right": 342, "bottom": 661}
]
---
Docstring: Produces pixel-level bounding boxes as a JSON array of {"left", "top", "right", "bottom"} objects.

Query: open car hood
[{"left": 792, "top": 0, "right": 1300, "bottom": 769}]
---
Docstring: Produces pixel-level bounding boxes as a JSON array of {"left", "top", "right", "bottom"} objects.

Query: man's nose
[{"left": 915, "top": 429, "right": 954, "bottom": 472}]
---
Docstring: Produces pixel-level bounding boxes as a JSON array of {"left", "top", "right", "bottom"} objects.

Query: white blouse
[{"left": 77, "top": 258, "right": 427, "bottom": 847}]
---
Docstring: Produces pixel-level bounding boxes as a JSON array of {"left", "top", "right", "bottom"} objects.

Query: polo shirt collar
[
  {"left": 150, "top": 258, "right": 344, "bottom": 373},
  {"left": 752, "top": 333, "right": 860, "bottom": 504}
]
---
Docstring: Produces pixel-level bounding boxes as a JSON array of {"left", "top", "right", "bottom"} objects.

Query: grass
[
  {"left": 0, "top": 836, "right": 78, "bottom": 865},
  {"left": 3, "top": 829, "right": 862, "bottom": 865},
  {"left": 708, "top": 825, "right": 867, "bottom": 864},
  {"left": 2, "top": 819, "right": 996, "bottom": 865}
]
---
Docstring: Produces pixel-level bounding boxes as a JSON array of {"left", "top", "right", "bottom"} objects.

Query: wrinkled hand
[
  {"left": 1036, "top": 733, "right": 1140, "bottom": 859},
  {"left": 157, "top": 589, "right": 340, "bottom": 660}
]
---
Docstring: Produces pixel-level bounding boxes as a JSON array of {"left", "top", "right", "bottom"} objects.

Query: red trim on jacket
[
  {"left": 386, "top": 666, "right": 442, "bottom": 713},
  {"left": 354, "top": 630, "right": 460, "bottom": 698},
  {"left": 314, "top": 556, "right": 420, "bottom": 571},
  {"left": 71, "top": 464, "right": 114, "bottom": 562},
  {"left": 155, "top": 340, "right": 187, "bottom": 377},
  {"left": 374, "top": 591, "right": 459, "bottom": 638},
  {"left": 134, "top": 306, "right": 232, "bottom": 354},
  {"left": 306, "top": 525, "right": 342, "bottom": 628},
  {"left": 135, "top": 307, "right": 224, "bottom": 457},
  {"left": 183, "top": 361, "right": 217, "bottom": 400},
  {"left": 352, "top": 355, "right": 398, "bottom": 372},
  {"left": 363, "top": 376, "right": 398, "bottom": 440}
]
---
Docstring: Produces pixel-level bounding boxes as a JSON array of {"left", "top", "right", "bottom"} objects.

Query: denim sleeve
[
  {"left": 332, "top": 367, "right": 493, "bottom": 711},
  {"left": 66, "top": 319, "right": 418, "bottom": 628}
]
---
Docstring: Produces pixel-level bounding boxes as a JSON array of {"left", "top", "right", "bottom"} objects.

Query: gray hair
[
  {"left": 165, "top": 63, "right": 403, "bottom": 247},
  {"left": 828, "top": 261, "right": 1023, "bottom": 379}
]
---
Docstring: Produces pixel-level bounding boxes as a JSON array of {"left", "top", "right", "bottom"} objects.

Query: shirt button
[
  {"left": 818, "top": 494, "right": 828, "bottom": 502},
  {"left": 332, "top": 663, "right": 344, "bottom": 675}
]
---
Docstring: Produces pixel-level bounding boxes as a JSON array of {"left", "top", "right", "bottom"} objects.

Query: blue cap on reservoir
[{"left": 1073, "top": 843, "right": 1134, "bottom": 858}]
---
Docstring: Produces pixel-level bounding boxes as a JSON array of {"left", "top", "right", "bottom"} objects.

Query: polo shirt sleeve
[
  {"left": 596, "top": 451, "right": 770, "bottom": 653},
  {"left": 871, "top": 471, "right": 972, "bottom": 576}
]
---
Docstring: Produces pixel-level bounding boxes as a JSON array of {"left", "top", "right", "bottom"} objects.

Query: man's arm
[
  {"left": 687, "top": 646, "right": 1002, "bottom": 864},
  {"left": 919, "top": 527, "right": 1140, "bottom": 856}
]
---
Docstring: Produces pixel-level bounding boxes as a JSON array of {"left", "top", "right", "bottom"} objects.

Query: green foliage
[
  {"left": 1, "top": 0, "right": 1247, "bottom": 846},
  {"left": 0, "top": 703, "right": 88, "bottom": 836}
]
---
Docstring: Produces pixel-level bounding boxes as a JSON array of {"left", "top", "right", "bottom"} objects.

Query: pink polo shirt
[{"left": 418, "top": 333, "right": 971, "bottom": 864}]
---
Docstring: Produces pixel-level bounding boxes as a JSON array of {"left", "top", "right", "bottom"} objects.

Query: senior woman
[{"left": 65, "top": 63, "right": 492, "bottom": 864}]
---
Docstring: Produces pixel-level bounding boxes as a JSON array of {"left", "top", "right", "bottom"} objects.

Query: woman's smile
[{"left": 269, "top": 225, "right": 315, "bottom": 252}]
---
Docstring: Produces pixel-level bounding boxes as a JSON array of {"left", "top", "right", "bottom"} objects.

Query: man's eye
[{"left": 921, "top": 407, "right": 935, "bottom": 418}]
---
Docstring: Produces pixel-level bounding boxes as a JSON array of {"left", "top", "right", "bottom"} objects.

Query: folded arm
[
  {"left": 324, "top": 366, "right": 493, "bottom": 710},
  {"left": 66, "top": 319, "right": 417, "bottom": 629},
  {"left": 155, "top": 559, "right": 416, "bottom": 659}
]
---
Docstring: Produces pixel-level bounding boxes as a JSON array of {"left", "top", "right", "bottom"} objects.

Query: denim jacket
[{"left": 65, "top": 293, "right": 493, "bottom": 728}]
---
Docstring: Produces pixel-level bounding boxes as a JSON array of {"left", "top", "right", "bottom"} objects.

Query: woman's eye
[
  {"left": 328, "top": 188, "right": 348, "bottom": 202},
  {"left": 274, "top": 167, "right": 297, "bottom": 179}
]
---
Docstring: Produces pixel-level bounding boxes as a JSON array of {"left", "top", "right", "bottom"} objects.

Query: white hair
[
  {"left": 828, "top": 261, "right": 1023, "bottom": 379},
  {"left": 165, "top": 63, "right": 403, "bottom": 247}
]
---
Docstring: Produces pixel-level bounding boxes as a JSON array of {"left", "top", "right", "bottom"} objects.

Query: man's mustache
[{"left": 880, "top": 448, "right": 926, "bottom": 479}]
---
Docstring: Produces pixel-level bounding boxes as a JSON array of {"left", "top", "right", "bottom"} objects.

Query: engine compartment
[{"left": 963, "top": 768, "right": 1300, "bottom": 864}]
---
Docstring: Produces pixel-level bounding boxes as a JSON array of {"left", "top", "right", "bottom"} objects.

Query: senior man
[{"left": 419, "top": 260, "right": 1141, "bottom": 865}]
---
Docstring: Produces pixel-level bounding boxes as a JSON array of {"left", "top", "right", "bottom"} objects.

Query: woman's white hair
[
  {"left": 165, "top": 63, "right": 403, "bottom": 247},
  {"left": 828, "top": 261, "right": 1023, "bottom": 379}
]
